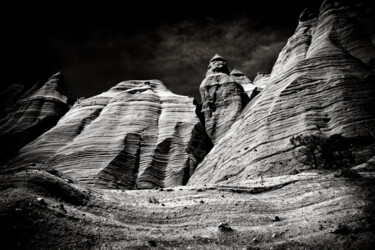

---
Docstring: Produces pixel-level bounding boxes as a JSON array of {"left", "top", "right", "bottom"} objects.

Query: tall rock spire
[{"left": 200, "top": 54, "right": 249, "bottom": 145}]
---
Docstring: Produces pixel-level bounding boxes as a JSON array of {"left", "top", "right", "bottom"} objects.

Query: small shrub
[
  {"left": 148, "top": 196, "right": 159, "bottom": 204},
  {"left": 334, "top": 169, "right": 361, "bottom": 178},
  {"left": 218, "top": 222, "right": 233, "bottom": 232},
  {"left": 290, "top": 134, "right": 355, "bottom": 169}
]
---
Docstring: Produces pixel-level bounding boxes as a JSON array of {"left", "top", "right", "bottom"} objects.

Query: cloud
[
  {"left": 124, "top": 16, "right": 293, "bottom": 99},
  {"left": 32, "top": 9, "right": 298, "bottom": 101},
  {"left": 2, "top": 0, "right": 322, "bottom": 100}
]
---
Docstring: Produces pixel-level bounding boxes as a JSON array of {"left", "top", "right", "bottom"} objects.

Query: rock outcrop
[
  {"left": 188, "top": 0, "right": 375, "bottom": 185},
  {"left": 200, "top": 55, "right": 250, "bottom": 145},
  {"left": 229, "top": 68, "right": 260, "bottom": 98},
  {"left": 253, "top": 72, "right": 270, "bottom": 89},
  {"left": 8, "top": 80, "right": 207, "bottom": 189},
  {"left": 0, "top": 72, "right": 73, "bottom": 164}
]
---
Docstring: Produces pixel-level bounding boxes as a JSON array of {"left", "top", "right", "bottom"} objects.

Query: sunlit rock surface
[
  {"left": 8, "top": 80, "right": 207, "bottom": 189},
  {"left": 200, "top": 55, "right": 250, "bottom": 145},
  {"left": 189, "top": 0, "right": 375, "bottom": 185},
  {"left": 0, "top": 72, "right": 73, "bottom": 164},
  {"left": 253, "top": 72, "right": 270, "bottom": 89}
]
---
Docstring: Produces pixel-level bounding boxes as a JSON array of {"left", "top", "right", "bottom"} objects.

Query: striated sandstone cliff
[
  {"left": 7, "top": 80, "right": 207, "bottom": 189},
  {"left": 0, "top": 72, "right": 73, "bottom": 164},
  {"left": 188, "top": 0, "right": 375, "bottom": 185},
  {"left": 200, "top": 55, "right": 250, "bottom": 145}
]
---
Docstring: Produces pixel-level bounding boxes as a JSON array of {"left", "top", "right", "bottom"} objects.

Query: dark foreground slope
[{"left": 1, "top": 165, "right": 374, "bottom": 249}]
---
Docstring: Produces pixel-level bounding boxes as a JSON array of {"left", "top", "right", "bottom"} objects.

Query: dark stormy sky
[{"left": 1, "top": 0, "right": 322, "bottom": 100}]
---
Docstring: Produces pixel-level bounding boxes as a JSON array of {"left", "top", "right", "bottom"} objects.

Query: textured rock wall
[
  {"left": 200, "top": 55, "right": 250, "bottom": 145},
  {"left": 189, "top": 0, "right": 375, "bottom": 185},
  {"left": 0, "top": 72, "right": 73, "bottom": 163},
  {"left": 8, "top": 80, "right": 207, "bottom": 189}
]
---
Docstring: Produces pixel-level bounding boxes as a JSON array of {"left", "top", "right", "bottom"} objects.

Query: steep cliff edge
[
  {"left": 0, "top": 72, "right": 74, "bottom": 164},
  {"left": 189, "top": 0, "right": 375, "bottom": 185},
  {"left": 7, "top": 80, "right": 207, "bottom": 189},
  {"left": 200, "top": 55, "right": 250, "bottom": 145}
]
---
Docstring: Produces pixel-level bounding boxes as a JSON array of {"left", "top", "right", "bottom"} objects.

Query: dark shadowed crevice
[
  {"left": 136, "top": 138, "right": 172, "bottom": 189},
  {"left": 95, "top": 133, "right": 142, "bottom": 189},
  {"left": 193, "top": 99, "right": 213, "bottom": 153}
]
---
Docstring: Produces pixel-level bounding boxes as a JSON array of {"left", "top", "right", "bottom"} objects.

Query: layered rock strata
[
  {"left": 0, "top": 72, "right": 73, "bottom": 163},
  {"left": 189, "top": 0, "right": 375, "bottom": 185},
  {"left": 200, "top": 55, "right": 250, "bottom": 145},
  {"left": 8, "top": 80, "right": 207, "bottom": 189}
]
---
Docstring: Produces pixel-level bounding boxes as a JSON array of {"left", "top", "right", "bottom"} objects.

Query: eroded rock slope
[
  {"left": 8, "top": 80, "right": 208, "bottom": 189},
  {"left": 189, "top": 0, "right": 375, "bottom": 185}
]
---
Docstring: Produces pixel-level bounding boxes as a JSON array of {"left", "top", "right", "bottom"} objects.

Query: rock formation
[
  {"left": 229, "top": 68, "right": 260, "bottom": 98},
  {"left": 1, "top": 1, "right": 375, "bottom": 249},
  {"left": 7, "top": 80, "right": 207, "bottom": 189},
  {"left": 188, "top": 0, "right": 375, "bottom": 185},
  {"left": 200, "top": 54, "right": 250, "bottom": 145},
  {"left": 0, "top": 72, "right": 73, "bottom": 164}
]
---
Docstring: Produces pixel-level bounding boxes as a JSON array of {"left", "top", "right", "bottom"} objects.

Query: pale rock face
[
  {"left": 0, "top": 72, "right": 73, "bottom": 163},
  {"left": 253, "top": 72, "right": 270, "bottom": 89},
  {"left": 188, "top": 0, "right": 375, "bottom": 185},
  {"left": 8, "top": 80, "right": 208, "bottom": 189},
  {"left": 200, "top": 55, "right": 250, "bottom": 145}
]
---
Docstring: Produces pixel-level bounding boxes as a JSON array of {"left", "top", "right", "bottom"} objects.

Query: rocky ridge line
[{"left": 0, "top": 72, "right": 74, "bottom": 164}]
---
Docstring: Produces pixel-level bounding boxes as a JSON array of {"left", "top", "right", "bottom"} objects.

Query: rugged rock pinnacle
[{"left": 200, "top": 55, "right": 249, "bottom": 145}]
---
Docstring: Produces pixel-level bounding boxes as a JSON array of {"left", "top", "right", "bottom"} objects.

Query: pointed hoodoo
[
  {"left": 206, "top": 54, "right": 230, "bottom": 76},
  {"left": 210, "top": 53, "right": 225, "bottom": 62},
  {"left": 230, "top": 68, "right": 245, "bottom": 77}
]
